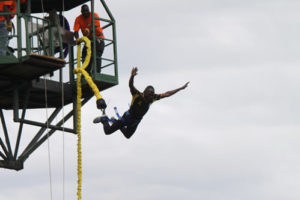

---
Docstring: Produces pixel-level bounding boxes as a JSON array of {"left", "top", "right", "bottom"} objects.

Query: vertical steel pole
[
  {"left": 100, "top": 0, "right": 118, "bottom": 82},
  {"left": 16, "top": 0, "right": 22, "bottom": 58},
  {"left": 91, "top": 0, "right": 97, "bottom": 76}
]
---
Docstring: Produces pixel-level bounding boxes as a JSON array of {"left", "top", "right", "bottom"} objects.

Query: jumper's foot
[{"left": 93, "top": 115, "right": 108, "bottom": 124}]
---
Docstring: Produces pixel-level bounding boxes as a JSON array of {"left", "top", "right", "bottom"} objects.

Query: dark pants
[
  {"left": 82, "top": 38, "right": 104, "bottom": 73},
  {"left": 102, "top": 112, "right": 141, "bottom": 139}
]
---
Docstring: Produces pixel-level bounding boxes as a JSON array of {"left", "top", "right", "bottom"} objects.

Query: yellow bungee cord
[{"left": 74, "top": 36, "right": 106, "bottom": 200}]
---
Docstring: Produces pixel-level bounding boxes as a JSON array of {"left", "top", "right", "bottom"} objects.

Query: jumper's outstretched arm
[
  {"left": 129, "top": 67, "right": 138, "bottom": 94},
  {"left": 160, "top": 82, "right": 189, "bottom": 99}
]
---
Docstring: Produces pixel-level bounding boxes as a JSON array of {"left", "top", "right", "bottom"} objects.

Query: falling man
[{"left": 93, "top": 67, "right": 189, "bottom": 139}]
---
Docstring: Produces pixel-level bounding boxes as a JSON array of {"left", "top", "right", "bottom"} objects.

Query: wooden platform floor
[
  {"left": 0, "top": 54, "right": 65, "bottom": 81},
  {"left": 0, "top": 54, "right": 117, "bottom": 109},
  {"left": 0, "top": 78, "right": 116, "bottom": 109}
]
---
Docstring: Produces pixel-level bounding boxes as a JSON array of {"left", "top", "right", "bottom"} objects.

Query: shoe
[{"left": 93, "top": 115, "right": 108, "bottom": 124}]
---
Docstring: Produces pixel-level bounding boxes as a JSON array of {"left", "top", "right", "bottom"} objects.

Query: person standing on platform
[
  {"left": 0, "top": 1, "right": 15, "bottom": 56},
  {"left": 73, "top": 4, "right": 105, "bottom": 73}
]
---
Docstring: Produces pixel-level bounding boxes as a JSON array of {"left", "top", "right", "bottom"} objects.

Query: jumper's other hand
[
  {"left": 181, "top": 81, "right": 190, "bottom": 90},
  {"left": 131, "top": 67, "right": 138, "bottom": 76}
]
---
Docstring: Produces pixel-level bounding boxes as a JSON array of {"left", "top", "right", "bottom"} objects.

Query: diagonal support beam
[
  {"left": 0, "top": 149, "right": 7, "bottom": 160},
  {"left": 19, "top": 97, "right": 90, "bottom": 162},
  {"left": 0, "top": 138, "right": 10, "bottom": 160},
  {"left": 0, "top": 109, "right": 13, "bottom": 159},
  {"left": 13, "top": 111, "right": 25, "bottom": 160},
  {"left": 14, "top": 88, "right": 30, "bottom": 159},
  {"left": 20, "top": 107, "right": 62, "bottom": 158}
]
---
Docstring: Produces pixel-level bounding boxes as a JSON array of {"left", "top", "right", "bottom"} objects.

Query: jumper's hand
[
  {"left": 131, "top": 67, "right": 138, "bottom": 76},
  {"left": 181, "top": 82, "right": 189, "bottom": 90}
]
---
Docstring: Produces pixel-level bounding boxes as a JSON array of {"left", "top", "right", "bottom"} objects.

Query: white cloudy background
[{"left": 1, "top": 0, "right": 300, "bottom": 200}]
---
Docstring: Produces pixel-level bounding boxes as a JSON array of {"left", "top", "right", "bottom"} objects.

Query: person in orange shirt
[
  {"left": 74, "top": 4, "right": 105, "bottom": 73},
  {"left": 7, "top": 0, "right": 26, "bottom": 20},
  {"left": 0, "top": 0, "right": 15, "bottom": 56}
]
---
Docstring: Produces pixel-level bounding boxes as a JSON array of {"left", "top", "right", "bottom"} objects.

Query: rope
[
  {"left": 44, "top": 75, "right": 53, "bottom": 200},
  {"left": 61, "top": 1, "right": 66, "bottom": 200},
  {"left": 40, "top": 0, "right": 53, "bottom": 198},
  {"left": 61, "top": 42, "right": 66, "bottom": 200},
  {"left": 61, "top": 76, "right": 66, "bottom": 200},
  {"left": 73, "top": 36, "right": 104, "bottom": 200}
]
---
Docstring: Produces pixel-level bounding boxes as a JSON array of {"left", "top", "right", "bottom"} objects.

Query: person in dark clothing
[
  {"left": 93, "top": 67, "right": 189, "bottom": 139},
  {"left": 0, "top": 1, "right": 15, "bottom": 56}
]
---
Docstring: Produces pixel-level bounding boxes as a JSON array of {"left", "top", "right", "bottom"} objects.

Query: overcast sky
[{"left": 1, "top": 0, "right": 300, "bottom": 200}]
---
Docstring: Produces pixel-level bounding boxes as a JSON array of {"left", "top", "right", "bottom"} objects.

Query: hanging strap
[{"left": 114, "top": 106, "right": 121, "bottom": 119}]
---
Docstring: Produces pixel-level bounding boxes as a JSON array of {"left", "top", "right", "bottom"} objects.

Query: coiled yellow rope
[{"left": 74, "top": 36, "right": 104, "bottom": 200}]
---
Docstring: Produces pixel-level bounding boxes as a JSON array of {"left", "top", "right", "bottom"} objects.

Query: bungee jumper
[{"left": 93, "top": 67, "right": 189, "bottom": 139}]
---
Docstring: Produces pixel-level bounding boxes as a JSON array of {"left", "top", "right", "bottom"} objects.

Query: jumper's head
[
  {"left": 143, "top": 85, "right": 155, "bottom": 102},
  {"left": 81, "top": 4, "right": 90, "bottom": 18}
]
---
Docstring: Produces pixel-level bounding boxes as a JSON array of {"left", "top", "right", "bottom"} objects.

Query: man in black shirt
[{"left": 94, "top": 67, "right": 189, "bottom": 139}]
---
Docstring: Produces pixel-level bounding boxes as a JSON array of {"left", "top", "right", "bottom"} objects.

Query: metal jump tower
[{"left": 0, "top": 0, "right": 118, "bottom": 170}]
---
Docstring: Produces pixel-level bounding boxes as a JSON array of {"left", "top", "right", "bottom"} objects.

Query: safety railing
[
  {"left": 0, "top": 11, "right": 66, "bottom": 58},
  {"left": 0, "top": 0, "right": 118, "bottom": 85}
]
